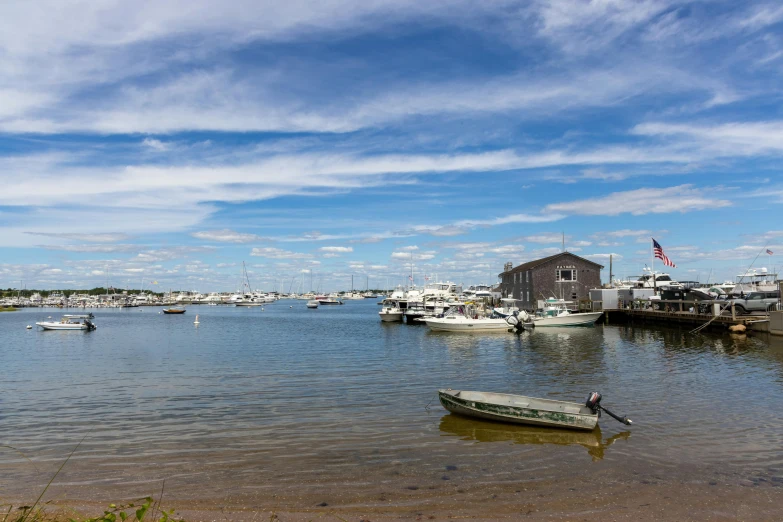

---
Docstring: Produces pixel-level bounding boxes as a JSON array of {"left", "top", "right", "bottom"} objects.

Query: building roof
[{"left": 498, "top": 252, "right": 604, "bottom": 276}]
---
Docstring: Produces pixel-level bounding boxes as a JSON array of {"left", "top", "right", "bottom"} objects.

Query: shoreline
[{"left": 22, "top": 471, "right": 783, "bottom": 521}]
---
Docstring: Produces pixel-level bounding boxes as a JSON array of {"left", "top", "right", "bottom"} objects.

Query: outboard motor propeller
[{"left": 585, "top": 391, "right": 632, "bottom": 426}]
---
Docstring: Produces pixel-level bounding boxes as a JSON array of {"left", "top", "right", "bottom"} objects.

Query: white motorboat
[
  {"left": 528, "top": 299, "right": 602, "bottom": 327},
  {"left": 424, "top": 304, "right": 511, "bottom": 332},
  {"left": 36, "top": 316, "right": 97, "bottom": 331},
  {"left": 492, "top": 298, "right": 519, "bottom": 318},
  {"left": 379, "top": 303, "right": 403, "bottom": 322},
  {"left": 306, "top": 300, "right": 319, "bottom": 309}
]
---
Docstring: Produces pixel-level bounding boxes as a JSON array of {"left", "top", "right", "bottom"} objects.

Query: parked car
[{"left": 729, "top": 291, "right": 780, "bottom": 314}]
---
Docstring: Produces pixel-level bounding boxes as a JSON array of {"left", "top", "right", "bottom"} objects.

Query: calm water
[{"left": 2, "top": 301, "right": 783, "bottom": 502}]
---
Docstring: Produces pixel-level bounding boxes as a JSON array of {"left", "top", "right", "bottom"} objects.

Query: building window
[
  {"left": 525, "top": 271, "right": 529, "bottom": 283},
  {"left": 513, "top": 273, "right": 517, "bottom": 283},
  {"left": 556, "top": 269, "right": 577, "bottom": 282},
  {"left": 526, "top": 291, "right": 529, "bottom": 302}
]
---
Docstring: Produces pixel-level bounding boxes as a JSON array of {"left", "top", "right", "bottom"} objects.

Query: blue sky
[{"left": 1, "top": 0, "right": 783, "bottom": 292}]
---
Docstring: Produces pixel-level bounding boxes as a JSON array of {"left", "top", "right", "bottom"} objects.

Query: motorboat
[
  {"left": 424, "top": 303, "right": 511, "bottom": 332},
  {"left": 730, "top": 268, "right": 779, "bottom": 296},
  {"left": 492, "top": 298, "right": 519, "bottom": 318},
  {"left": 438, "top": 389, "right": 632, "bottom": 431},
  {"left": 527, "top": 299, "right": 602, "bottom": 327},
  {"left": 317, "top": 296, "right": 343, "bottom": 305},
  {"left": 36, "top": 316, "right": 97, "bottom": 331},
  {"left": 306, "top": 300, "right": 319, "bottom": 309},
  {"left": 614, "top": 268, "right": 682, "bottom": 289},
  {"left": 379, "top": 303, "right": 403, "bottom": 322},
  {"left": 162, "top": 308, "right": 186, "bottom": 314}
]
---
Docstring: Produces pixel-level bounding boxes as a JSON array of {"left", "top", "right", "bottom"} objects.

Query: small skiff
[
  {"left": 438, "top": 389, "right": 599, "bottom": 431},
  {"left": 162, "top": 308, "right": 186, "bottom": 314}
]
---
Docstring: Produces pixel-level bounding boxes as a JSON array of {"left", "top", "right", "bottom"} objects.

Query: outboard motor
[
  {"left": 585, "top": 391, "right": 602, "bottom": 415},
  {"left": 585, "top": 391, "right": 632, "bottom": 425},
  {"left": 85, "top": 319, "right": 97, "bottom": 331},
  {"left": 505, "top": 314, "right": 519, "bottom": 327}
]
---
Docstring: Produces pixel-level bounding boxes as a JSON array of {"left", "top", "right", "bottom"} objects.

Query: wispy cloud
[
  {"left": 545, "top": 185, "right": 731, "bottom": 216},
  {"left": 192, "top": 229, "right": 264, "bottom": 243},
  {"left": 250, "top": 247, "right": 312, "bottom": 259}
]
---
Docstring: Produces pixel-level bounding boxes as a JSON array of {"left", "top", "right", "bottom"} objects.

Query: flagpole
[{"left": 651, "top": 237, "right": 656, "bottom": 295}]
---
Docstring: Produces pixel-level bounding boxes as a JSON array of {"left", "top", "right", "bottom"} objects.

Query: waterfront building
[{"left": 498, "top": 252, "right": 603, "bottom": 310}]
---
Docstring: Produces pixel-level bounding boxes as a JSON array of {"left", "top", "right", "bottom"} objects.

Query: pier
[{"left": 595, "top": 299, "right": 773, "bottom": 333}]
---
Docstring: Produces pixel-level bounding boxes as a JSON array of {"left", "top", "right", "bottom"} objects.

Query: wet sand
[{"left": 7, "top": 437, "right": 782, "bottom": 521}]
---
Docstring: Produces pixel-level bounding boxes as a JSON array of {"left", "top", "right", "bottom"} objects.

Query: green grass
[{"left": 0, "top": 307, "right": 18, "bottom": 312}]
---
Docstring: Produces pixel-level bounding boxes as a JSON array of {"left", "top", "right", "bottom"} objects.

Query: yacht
[
  {"left": 614, "top": 268, "right": 682, "bottom": 289},
  {"left": 730, "top": 268, "right": 778, "bottom": 296}
]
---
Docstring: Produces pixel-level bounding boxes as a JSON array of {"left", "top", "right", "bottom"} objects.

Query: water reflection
[{"left": 438, "top": 413, "right": 630, "bottom": 461}]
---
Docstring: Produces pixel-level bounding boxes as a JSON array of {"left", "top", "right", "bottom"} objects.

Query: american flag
[
  {"left": 652, "top": 238, "right": 676, "bottom": 268},
  {"left": 767, "top": 249, "right": 774, "bottom": 255}
]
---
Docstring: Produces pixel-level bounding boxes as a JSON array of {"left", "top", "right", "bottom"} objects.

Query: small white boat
[
  {"left": 36, "top": 316, "right": 97, "bottom": 331},
  {"left": 379, "top": 304, "right": 403, "bottom": 322},
  {"left": 492, "top": 298, "right": 519, "bottom": 318},
  {"left": 424, "top": 304, "right": 511, "bottom": 332},
  {"left": 306, "top": 300, "right": 319, "bottom": 309},
  {"left": 530, "top": 299, "right": 602, "bottom": 327}
]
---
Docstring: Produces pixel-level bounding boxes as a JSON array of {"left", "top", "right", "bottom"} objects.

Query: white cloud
[
  {"left": 632, "top": 121, "right": 783, "bottom": 156},
  {"left": 545, "top": 185, "right": 731, "bottom": 216},
  {"left": 250, "top": 247, "right": 311, "bottom": 259},
  {"left": 142, "top": 138, "right": 170, "bottom": 151},
  {"left": 38, "top": 244, "right": 140, "bottom": 253},
  {"left": 24, "top": 232, "right": 132, "bottom": 243},
  {"left": 192, "top": 229, "right": 263, "bottom": 243},
  {"left": 318, "top": 246, "right": 353, "bottom": 253}
]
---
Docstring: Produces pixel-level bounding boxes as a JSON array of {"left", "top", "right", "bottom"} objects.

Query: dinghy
[
  {"left": 438, "top": 389, "right": 631, "bottom": 431},
  {"left": 162, "top": 308, "right": 186, "bottom": 314}
]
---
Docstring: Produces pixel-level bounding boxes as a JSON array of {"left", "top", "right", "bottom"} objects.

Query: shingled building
[{"left": 498, "top": 252, "right": 603, "bottom": 310}]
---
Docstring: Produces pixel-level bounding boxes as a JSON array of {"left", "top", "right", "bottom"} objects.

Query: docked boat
[
  {"left": 438, "top": 389, "right": 631, "bottom": 431},
  {"left": 306, "top": 300, "right": 319, "bottom": 309},
  {"left": 492, "top": 298, "right": 519, "bottom": 318},
  {"left": 379, "top": 302, "right": 403, "bottom": 322},
  {"left": 162, "top": 308, "right": 186, "bottom": 314},
  {"left": 36, "top": 316, "right": 97, "bottom": 331},
  {"left": 424, "top": 304, "right": 511, "bottom": 332},
  {"left": 526, "top": 299, "right": 602, "bottom": 327}
]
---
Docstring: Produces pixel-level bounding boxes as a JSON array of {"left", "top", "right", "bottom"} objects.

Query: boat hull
[
  {"left": 379, "top": 311, "right": 403, "bottom": 322},
  {"left": 425, "top": 318, "right": 511, "bottom": 332},
  {"left": 162, "top": 309, "right": 186, "bottom": 314},
  {"left": 234, "top": 302, "right": 264, "bottom": 307},
  {"left": 533, "top": 311, "right": 602, "bottom": 327},
  {"left": 36, "top": 322, "right": 92, "bottom": 331},
  {"left": 438, "top": 389, "right": 598, "bottom": 431}
]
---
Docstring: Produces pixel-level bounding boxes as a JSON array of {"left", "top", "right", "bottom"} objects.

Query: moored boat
[
  {"left": 379, "top": 303, "right": 403, "bottom": 322},
  {"left": 162, "top": 308, "right": 186, "bottom": 314},
  {"left": 36, "top": 316, "right": 97, "bottom": 331},
  {"left": 527, "top": 299, "right": 602, "bottom": 327},
  {"left": 424, "top": 303, "right": 511, "bottom": 332},
  {"left": 306, "top": 300, "right": 319, "bottom": 308},
  {"left": 438, "top": 389, "right": 632, "bottom": 431}
]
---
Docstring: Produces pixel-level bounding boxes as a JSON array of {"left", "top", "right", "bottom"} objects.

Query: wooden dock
[{"left": 601, "top": 308, "right": 770, "bottom": 332}]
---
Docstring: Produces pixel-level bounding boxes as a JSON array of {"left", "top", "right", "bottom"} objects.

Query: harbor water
[{"left": 2, "top": 301, "right": 783, "bottom": 518}]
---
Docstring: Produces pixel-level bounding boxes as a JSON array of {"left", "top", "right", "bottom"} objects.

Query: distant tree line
[{"left": 1, "top": 288, "right": 167, "bottom": 298}]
